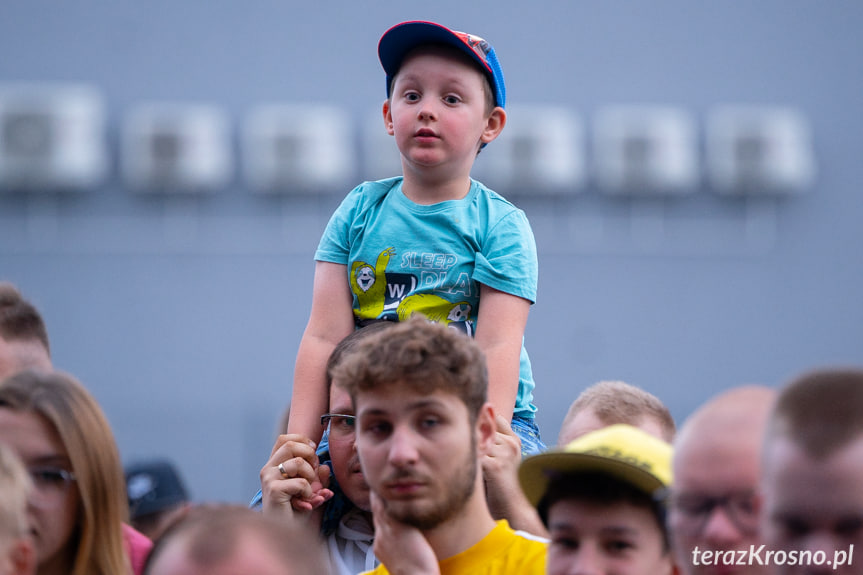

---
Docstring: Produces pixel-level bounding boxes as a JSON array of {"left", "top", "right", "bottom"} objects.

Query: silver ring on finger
[{"left": 278, "top": 462, "right": 289, "bottom": 479}]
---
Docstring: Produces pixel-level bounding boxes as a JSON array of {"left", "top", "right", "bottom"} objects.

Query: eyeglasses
[
  {"left": 668, "top": 489, "right": 760, "bottom": 535},
  {"left": 27, "top": 467, "right": 77, "bottom": 508},
  {"left": 320, "top": 413, "right": 356, "bottom": 439}
]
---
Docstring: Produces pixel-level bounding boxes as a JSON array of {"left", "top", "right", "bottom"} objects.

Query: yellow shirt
[{"left": 364, "top": 519, "right": 547, "bottom": 575}]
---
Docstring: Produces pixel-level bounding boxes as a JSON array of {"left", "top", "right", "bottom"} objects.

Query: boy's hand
[
  {"left": 482, "top": 413, "right": 522, "bottom": 518},
  {"left": 482, "top": 414, "right": 549, "bottom": 537},
  {"left": 260, "top": 434, "right": 333, "bottom": 520},
  {"left": 482, "top": 413, "right": 522, "bottom": 479},
  {"left": 370, "top": 492, "right": 439, "bottom": 575}
]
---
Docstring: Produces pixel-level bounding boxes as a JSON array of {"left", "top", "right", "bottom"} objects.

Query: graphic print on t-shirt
[{"left": 349, "top": 247, "right": 474, "bottom": 336}]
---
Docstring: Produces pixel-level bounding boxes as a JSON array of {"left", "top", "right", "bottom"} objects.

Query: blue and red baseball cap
[{"left": 378, "top": 21, "right": 506, "bottom": 110}]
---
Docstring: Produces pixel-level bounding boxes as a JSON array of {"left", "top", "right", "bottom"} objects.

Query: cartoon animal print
[
  {"left": 396, "top": 293, "right": 473, "bottom": 335},
  {"left": 350, "top": 247, "right": 395, "bottom": 321}
]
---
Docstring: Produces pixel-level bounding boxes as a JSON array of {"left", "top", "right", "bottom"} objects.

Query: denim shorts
[{"left": 511, "top": 415, "right": 547, "bottom": 457}]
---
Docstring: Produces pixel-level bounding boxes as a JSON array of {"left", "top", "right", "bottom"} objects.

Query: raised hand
[{"left": 260, "top": 433, "right": 333, "bottom": 520}]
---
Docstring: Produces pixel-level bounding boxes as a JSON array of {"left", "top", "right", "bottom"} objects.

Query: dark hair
[
  {"left": 767, "top": 367, "right": 863, "bottom": 458},
  {"left": 0, "top": 282, "right": 50, "bottom": 354},
  {"left": 333, "top": 316, "right": 488, "bottom": 422},
  {"left": 538, "top": 471, "right": 670, "bottom": 551}
]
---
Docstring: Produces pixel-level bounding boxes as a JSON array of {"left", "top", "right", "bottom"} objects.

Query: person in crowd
[
  {"left": 289, "top": 19, "right": 543, "bottom": 462},
  {"left": 668, "top": 385, "right": 775, "bottom": 575},
  {"left": 0, "top": 444, "right": 36, "bottom": 575},
  {"left": 333, "top": 316, "right": 547, "bottom": 574},
  {"left": 142, "top": 504, "right": 331, "bottom": 575},
  {"left": 0, "top": 283, "right": 51, "bottom": 381},
  {"left": 487, "top": 378, "right": 676, "bottom": 541},
  {"left": 557, "top": 379, "right": 676, "bottom": 445},
  {"left": 519, "top": 423, "right": 677, "bottom": 575},
  {"left": 0, "top": 369, "right": 152, "bottom": 575},
  {"left": 761, "top": 367, "right": 863, "bottom": 575},
  {"left": 260, "top": 322, "right": 394, "bottom": 574},
  {"left": 125, "top": 459, "right": 192, "bottom": 543}
]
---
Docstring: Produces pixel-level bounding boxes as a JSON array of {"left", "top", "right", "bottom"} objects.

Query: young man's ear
[
  {"left": 382, "top": 99, "right": 395, "bottom": 136},
  {"left": 476, "top": 403, "right": 497, "bottom": 454},
  {"left": 480, "top": 107, "right": 507, "bottom": 146}
]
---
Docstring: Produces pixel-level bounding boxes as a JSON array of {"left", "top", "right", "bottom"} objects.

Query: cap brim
[
  {"left": 378, "top": 21, "right": 491, "bottom": 82},
  {"left": 518, "top": 451, "right": 666, "bottom": 508}
]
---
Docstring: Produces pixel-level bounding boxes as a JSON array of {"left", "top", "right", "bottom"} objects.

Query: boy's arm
[
  {"left": 483, "top": 414, "right": 549, "bottom": 538},
  {"left": 474, "top": 283, "right": 530, "bottom": 425},
  {"left": 288, "top": 261, "right": 355, "bottom": 444}
]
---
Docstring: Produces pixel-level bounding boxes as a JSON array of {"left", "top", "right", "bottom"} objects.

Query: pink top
[{"left": 122, "top": 523, "right": 153, "bottom": 575}]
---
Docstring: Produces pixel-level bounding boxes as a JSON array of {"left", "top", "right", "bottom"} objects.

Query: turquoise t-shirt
[{"left": 315, "top": 177, "right": 538, "bottom": 419}]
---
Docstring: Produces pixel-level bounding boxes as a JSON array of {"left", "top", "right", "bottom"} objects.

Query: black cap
[{"left": 125, "top": 459, "right": 189, "bottom": 519}]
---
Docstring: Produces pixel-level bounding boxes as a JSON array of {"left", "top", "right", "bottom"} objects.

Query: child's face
[
  {"left": 384, "top": 46, "right": 503, "bottom": 180},
  {"left": 546, "top": 497, "right": 674, "bottom": 575}
]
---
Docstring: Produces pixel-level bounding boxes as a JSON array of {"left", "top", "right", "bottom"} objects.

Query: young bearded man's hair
[
  {"left": 332, "top": 316, "right": 488, "bottom": 422},
  {"left": 766, "top": 367, "right": 863, "bottom": 458},
  {"left": 325, "top": 320, "right": 396, "bottom": 391}
]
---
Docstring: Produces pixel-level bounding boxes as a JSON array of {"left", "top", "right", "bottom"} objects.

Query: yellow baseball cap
[{"left": 518, "top": 424, "right": 673, "bottom": 507}]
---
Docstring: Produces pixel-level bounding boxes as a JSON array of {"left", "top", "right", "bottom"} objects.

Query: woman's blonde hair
[{"left": 0, "top": 369, "right": 131, "bottom": 575}]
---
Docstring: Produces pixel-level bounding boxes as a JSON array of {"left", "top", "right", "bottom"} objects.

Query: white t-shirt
[{"left": 327, "top": 507, "right": 378, "bottom": 575}]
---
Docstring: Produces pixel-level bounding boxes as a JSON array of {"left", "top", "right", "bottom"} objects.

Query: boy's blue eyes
[{"left": 401, "top": 92, "right": 462, "bottom": 105}]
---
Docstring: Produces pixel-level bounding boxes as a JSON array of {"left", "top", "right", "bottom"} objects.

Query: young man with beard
[{"left": 332, "top": 316, "right": 547, "bottom": 575}]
